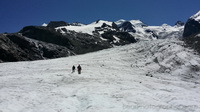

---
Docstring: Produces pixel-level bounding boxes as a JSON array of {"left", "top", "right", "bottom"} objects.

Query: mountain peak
[
  {"left": 190, "top": 10, "right": 200, "bottom": 22},
  {"left": 129, "top": 20, "right": 147, "bottom": 27},
  {"left": 95, "top": 20, "right": 111, "bottom": 24},
  {"left": 42, "top": 23, "right": 48, "bottom": 27}
]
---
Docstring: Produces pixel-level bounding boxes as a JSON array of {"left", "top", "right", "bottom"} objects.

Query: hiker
[
  {"left": 72, "top": 65, "right": 75, "bottom": 73},
  {"left": 77, "top": 64, "right": 82, "bottom": 74}
]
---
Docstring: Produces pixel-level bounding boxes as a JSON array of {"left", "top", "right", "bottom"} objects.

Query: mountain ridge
[{"left": 2, "top": 10, "right": 200, "bottom": 63}]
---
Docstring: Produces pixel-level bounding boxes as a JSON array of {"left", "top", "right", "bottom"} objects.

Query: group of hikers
[{"left": 72, "top": 64, "right": 82, "bottom": 74}]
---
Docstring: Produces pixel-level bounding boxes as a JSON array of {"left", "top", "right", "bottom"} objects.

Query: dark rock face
[
  {"left": 183, "top": 33, "right": 200, "bottom": 53},
  {"left": 183, "top": 19, "right": 200, "bottom": 37},
  {"left": 0, "top": 34, "right": 31, "bottom": 62},
  {"left": 47, "top": 21, "right": 68, "bottom": 28},
  {"left": 183, "top": 12, "right": 200, "bottom": 54},
  {"left": 175, "top": 21, "right": 185, "bottom": 26},
  {"left": 65, "top": 31, "right": 112, "bottom": 54},
  {"left": 0, "top": 34, "right": 74, "bottom": 62},
  {"left": 119, "top": 21, "right": 136, "bottom": 33},
  {"left": 101, "top": 31, "right": 137, "bottom": 45},
  {"left": 101, "top": 23, "right": 110, "bottom": 28},
  {"left": 0, "top": 21, "right": 138, "bottom": 63},
  {"left": 145, "top": 29, "right": 159, "bottom": 39},
  {"left": 112, "top": 22, "right": 119, "bottom": 31},
  {"left": 93, "top": 22, "right": 119, "bottom": 35},
  {"left": 20, "top": 26, "right": 73, "bottom": 49}
]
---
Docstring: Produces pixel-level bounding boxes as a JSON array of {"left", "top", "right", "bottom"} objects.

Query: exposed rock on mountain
[
  {"left": 101, "top": 31, "right": 137, "bottom": 45},
  {"left": 47, "top": 21, "right": 69, "bottom": 28},
  {"left": 0, "top": 16, "right": 187, "bottom": 63},
  {"left": 183, "top": 19, "right": 200, "bottom": 37},
  {"left": 175, "top": 21, "right": 185, "bottom": 27},
  {"left": 119, "top": 21, "right": 136, "bottom": 33},
  {"left": 184, "top": 34, "right": 200, "bottom": 53},
  {"left": 183, "top": 11, "right": 200, "bottom": 54},
  {"left": 183, "top": 11, "right": 200, "bottom": 37},
  {"left": 20, "top": 26, "right": 112, "bottom": 54},
  {"left": 20, "top": 26, "right": 73, "bottom": 49},
  {"left": 0, "top": 34, "right": 74, "bottom": 62}
]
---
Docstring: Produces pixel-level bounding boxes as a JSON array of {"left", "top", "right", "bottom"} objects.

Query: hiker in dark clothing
[
  {"left": 72, "top": 65, "right": 75, "bottom": 73},
  {"left": 77, "top": 65, "right": 82, "bottom": 74}
]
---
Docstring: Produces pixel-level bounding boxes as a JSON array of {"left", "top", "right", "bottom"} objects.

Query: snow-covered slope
[
  {"left": 1, "top": 38, "right": 200, "bottom": 112},
  {"left": 55, "top": 19, "right": 183, "bottom": 41},
  {"left": 56, "top": 20, "right": 114, "bottom": 35},
  {"left": 190, "top": 10, "right": 200, "bottom": 22}
]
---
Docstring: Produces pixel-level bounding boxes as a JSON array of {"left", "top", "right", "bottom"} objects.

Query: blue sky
[{"left": 0, "top": 0, "right": 199, "bottom": 33}]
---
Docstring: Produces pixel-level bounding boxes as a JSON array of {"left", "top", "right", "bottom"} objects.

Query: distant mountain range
[{"left": 0, "top": 10, "right": 200, "bottom": 63}]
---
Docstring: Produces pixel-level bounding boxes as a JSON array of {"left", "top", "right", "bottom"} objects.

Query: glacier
[{"left": 0, "top": 38, "right": 200, "bottom": 112}]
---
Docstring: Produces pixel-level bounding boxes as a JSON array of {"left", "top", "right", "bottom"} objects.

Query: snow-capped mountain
[
  {"left": 0, "top": 33, "right": 75, "bottom": 62},
  {"left": 55, "top": 19, "right": 184, "bottom": 41},
  {"left": 190, "top": 10, "right": 200, "bottom": 22},
  {"left": 1, "top": 38, "right": 200, "bottom": 112},
  {"left": 55, "top": 20, "right": 115, "bottom": 35},
  {"left": 1, "top": 10, "right": 200, "bottom": 112},
  {"left": 0, "top": 19, "right": 185, "bottom": 63},
  {"left": 4, "top": 10, "right": 200, "bottom": 63}
]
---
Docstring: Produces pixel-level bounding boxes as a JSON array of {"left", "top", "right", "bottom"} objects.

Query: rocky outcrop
[
  {"left": 47, "top": 21, "right": 69, "bottom": 28},
  {"left": 119, "top": 21, "right": 136, "bottom": 33},
  {"left": 101, "top": 31, "right": 137, "bottom": 45},
  {"left": 20, "top": 26, "right": 112, "bottom": 54},
  {"left": 183, "top": 11, "right": 200, "bottom": 54},
  {"left": 183, "top": 19, "right": 200, "bottom": 37},
  {"left": 175, "top": 21, "right": 184, "bottom": 27},
  {"left": 0, "top": 34, "right": 74, "bottom": 62},
  {"left": 183, "top": 34, "right": 200, "bottom": 53},
  {"left": 183, "top": 11, "right": 200, "bottom": 37},
  {"left": 20, "top": 26, "right": 73, "bottom": 49}
]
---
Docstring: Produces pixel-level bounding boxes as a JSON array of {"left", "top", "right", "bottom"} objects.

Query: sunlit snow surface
[
  {"left": 1, "top": 38, "right": 200, "bottom": 112},
  {"left": 56, "top": 20, "right": 113, "bottom": 35},
  {"left": 191, "top": 10, "right": 200, "bottom": 22}
]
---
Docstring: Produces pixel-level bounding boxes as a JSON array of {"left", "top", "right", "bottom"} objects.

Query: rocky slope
[
  {"left": 183, "top": 11, "right": 200, "bottom": 53},
  {"left": 0, "top": 33, "right": 74, "bottom": 62},
  {"left": 0, "top": 16, "right": 186, "bottom": 62}
]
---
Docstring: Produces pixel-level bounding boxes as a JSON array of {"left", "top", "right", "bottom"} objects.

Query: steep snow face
[
  {"left": 190, "top": 10, "right": 200, "bottom": 22},
  {"left": 115, "top": 19, "right": 146, "bottom": 27},
  {"left": 54, "top": 19, "right": 183, "bottom": 41},
  {"left": 1, "top": 38, "right": 200, "bottom": 112},
  {"left": 114, "top": 19, "right": 183, "bottom": 40},
  {"left": 126, "top": 23, "right": 183, "bottom": 40},
  {"left": 129, "top": 20, "right": 147, "bottom": 27},
  {"left": 144, "top": 24, "right": 183, "bottom": 39},
  {"left": 115, "top": 19, "right": 126, "bottom": 26}
]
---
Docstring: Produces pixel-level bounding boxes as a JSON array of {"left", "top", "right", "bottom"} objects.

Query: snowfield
[
  {"left": 56, "top": 20, "right": 113, "bottom": 35},
  {"left": 1, "top": 38, "right": 200, "bottom": 112}
]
